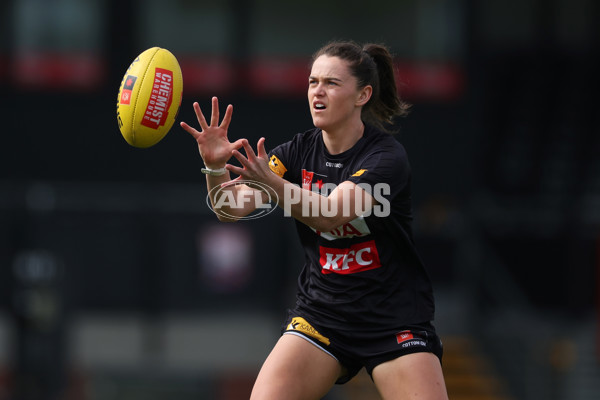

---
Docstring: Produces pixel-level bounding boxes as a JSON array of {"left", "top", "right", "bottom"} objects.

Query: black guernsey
[{"left": 268, "top": 124, "right": 435, "bottom": 333}]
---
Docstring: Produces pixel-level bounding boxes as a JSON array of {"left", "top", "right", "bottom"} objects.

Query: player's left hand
[{"left": 227, "top": 138, "right": 273, "bottom": 185}]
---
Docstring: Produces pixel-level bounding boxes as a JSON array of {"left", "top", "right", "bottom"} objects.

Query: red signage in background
[
  {"left": 11, "top": 51, "right": 106, "bottom": 91},
  {"left": 179, "top": 56, "right": 236, "bottom": 95},
  {"left": 247, "top": 57, "right": 312, "bottom": 97},
  {"left": 6, "top": 51, "right": 464, "bottom": 102},
  {"left": 394, "top": 62, "right": 465, "bottom": 102},
  {"left": 178, "top": 56, "right": 465, "bottom": 102},
  {"left": 246, "top": 58, "right": 464, "bottom": 101}
]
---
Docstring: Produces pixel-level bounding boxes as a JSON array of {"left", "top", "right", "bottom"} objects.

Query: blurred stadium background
[{"left": 0, "top": 0, "right": 598, "bottom": 399}]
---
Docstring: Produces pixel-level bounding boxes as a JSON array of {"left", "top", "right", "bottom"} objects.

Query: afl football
[{"left": 116, "top": 47, "right": 183, "bottom": 148}]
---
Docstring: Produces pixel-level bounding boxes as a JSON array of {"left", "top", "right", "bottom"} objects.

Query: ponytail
[
  {"left": 312, "top": 41, "right": 410, "bottom": 133},
  {"left": 362, "top": 44, "right": 410, "bottom": 129}
]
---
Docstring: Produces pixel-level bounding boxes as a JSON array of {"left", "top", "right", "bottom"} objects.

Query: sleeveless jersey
[{"left": 268, "top": 125, "right": 435, "bottom": 333}]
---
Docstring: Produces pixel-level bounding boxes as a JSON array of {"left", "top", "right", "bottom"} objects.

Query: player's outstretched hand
[
  {"left": 180, "top": 97, "right": 243, "bottom": 168},
  {"left": 228, "top": 137, "right": 273, "bottom": 185}
]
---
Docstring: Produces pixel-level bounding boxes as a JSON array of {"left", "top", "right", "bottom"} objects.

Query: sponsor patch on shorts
[
  {"left": 286, "top": 317, "right": 330, "bottom": 345},
  {"left": 396, "top": 330, "right": 427, "bottom": 349}
]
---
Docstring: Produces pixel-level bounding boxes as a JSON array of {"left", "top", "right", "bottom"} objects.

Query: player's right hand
[{"left": 180, "top": 96, "right": 243, "bottom": 169}]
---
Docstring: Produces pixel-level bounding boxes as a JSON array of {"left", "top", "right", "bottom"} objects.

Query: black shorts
[{"left": 281, "top": 310, "right": 443, "bottom": 384}]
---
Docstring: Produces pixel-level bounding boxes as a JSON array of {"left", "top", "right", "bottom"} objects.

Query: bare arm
[
  {"left": 181, "top": 99, "right": 375, "bottom": 226},
  {"left": 228, "top": 138, "right": 376, "bottom": 232}
]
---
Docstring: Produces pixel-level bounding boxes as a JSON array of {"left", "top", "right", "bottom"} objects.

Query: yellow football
[{"left": 116, "top": 47, "right": 183, "bottom": 148}]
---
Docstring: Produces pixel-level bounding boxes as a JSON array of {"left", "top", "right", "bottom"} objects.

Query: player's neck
[{"left": 322, "top": 120, "right": 365, "bottom": 155}]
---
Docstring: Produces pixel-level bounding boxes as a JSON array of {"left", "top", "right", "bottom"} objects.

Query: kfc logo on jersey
[{"left": 320, "top": 240, "right": 381, "bottom": 274}]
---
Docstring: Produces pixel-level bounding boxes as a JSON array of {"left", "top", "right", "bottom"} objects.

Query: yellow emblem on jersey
[
  {"left": 351, "top": 169, "right": 367, "bottom": 177},
  {"left": 286, "top": 317, "right": 330, "bottom": 345},
  {"left": 269, "top": 155, "right": 287, "bottom": 178}
]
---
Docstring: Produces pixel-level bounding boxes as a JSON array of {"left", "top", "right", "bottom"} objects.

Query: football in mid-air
[{"left": 116, "top": 47, "right": 183, "bottom": 148}]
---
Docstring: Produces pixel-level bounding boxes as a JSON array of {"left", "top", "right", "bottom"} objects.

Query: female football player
[{"left": 181, "top": 40, "right": 448, "bottom": 400}]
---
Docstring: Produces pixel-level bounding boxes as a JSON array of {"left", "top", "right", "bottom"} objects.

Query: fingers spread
[
  {"left": 241, "top": 139, "right": 257, "bottom": 160},
  {"left": 210, "top": 96, "right": 220, "bottom": 127},
  {"left": 230, "top": 138, "right": 244, "bottom": 151},
  {"left": 231, "top": 149, "right": 249, "bottom": 167},
  {"left": 257, "top": 137, "right": 267, "bottom": 158},
  {"left": 193, "top": 102, "right": 209, "bottom": 131},
  {"left": 180, "top": 121, "right": 202, "bottom": 140},
  {"left": 221, "top": 104, "right": 233, "bottom": 130},
  {"left": 225, "top": 163, "right": 244, "bottom": 177}
]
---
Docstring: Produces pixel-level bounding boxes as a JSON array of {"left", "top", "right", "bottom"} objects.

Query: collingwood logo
[{"left": 326, "top": 162, "right": 343, "bottom": 168}]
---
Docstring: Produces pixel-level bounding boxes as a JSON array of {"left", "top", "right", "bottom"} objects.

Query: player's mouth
[{"left": 313, "top": 101, "right": 327, "bottom": 112}]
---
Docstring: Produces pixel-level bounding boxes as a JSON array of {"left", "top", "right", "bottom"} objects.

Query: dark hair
[{"left": 312, "top": 40, "right": 410, "bottom": 133}]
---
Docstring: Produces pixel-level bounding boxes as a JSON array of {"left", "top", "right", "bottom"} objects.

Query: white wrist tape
[{"left": 201, "top": 166, "right": 228, "bottom": 176}]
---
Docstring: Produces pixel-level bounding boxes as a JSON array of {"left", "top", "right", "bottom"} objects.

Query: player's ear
[{"left": 356, "top": 85, "right": 372, "bottom": 107}]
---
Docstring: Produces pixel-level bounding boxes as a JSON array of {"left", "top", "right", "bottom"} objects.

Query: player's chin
[{"left": 311, "top": 115, "right": 328, "bottom": 130}]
